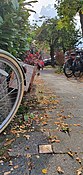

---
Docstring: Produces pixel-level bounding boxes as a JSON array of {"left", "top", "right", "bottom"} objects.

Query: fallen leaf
[
  {"left": 76, "top": 157, "right": 81, "bottom": 164},
  {"left": 23, "top": 134, "right": 30, "bottom": 140},
  {"left": 55, "top": 140, "right": 60, "bottom": 143},
  {"left": 42, "top": 121, "right": 48, "bottom": 126},
  {"left": 57, "top": 113, "right": 63, "bottom": 117},
  {"left": 44, "top": 114, "right": 48, "bottom": 117},
  {"left": 50, "top": 139, "right": 56, "bottom": 143},
  {"left": 54, "top": 122, "right": 60, "bottom": 125},
  {"left": 67, "top": 151, "right": 74, "bottom": 158},
  {"left": 49, "top": 136, "right": 57, "bottom": 143},
  {"left": 25, "top": 146, "right": 30, "bottom": 150},
  {"left": 42, "top": 169, "right": 48, "bottom": 174},
  {"left": 14, "top": 165, "right": 19, "bottom": 169},
  {"left": 4, "top": 139, "right": 15, "bottom": 146},
  {"left": 16, "top": 133, "right": 20, "bottom": 137},
  {"left": 4, "top": 171, "right": 11, "bottom": 175},
  {"left": 20, "top": 125, "right": 25, "bottom": 129},
  {"left": 7, "top": 149, "right": 12, "bottom": 152},
  {"left": 26, "top": 153, "right": 31, "bottom": 158},
  {"left": 73, "top": 124, "right": 80, "bottom": 126},
  {"left": 9, "top": 161, "right": 13, "bottom": 166},
  {"left": 3, "top": 152, "right": 10, "bottom": 159},
  {"left": 57, "top": 166, "right": 64, "bottom": 174},
  {"left": 76, "top": 167, "right": 82, "bottom": 175},
  {"left": 10, "top": 129, "right": 17, "bottom": 134},
  {"left": 61, "top": 126, "right": 69, "bottom": 134}
]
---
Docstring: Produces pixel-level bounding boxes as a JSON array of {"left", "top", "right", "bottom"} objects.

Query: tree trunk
[
  {"left": 50, "top": 45, "right": 55, "bottom": 67},
  {"left": 79, "top": 10, "right": 83, "bottom": 36}
]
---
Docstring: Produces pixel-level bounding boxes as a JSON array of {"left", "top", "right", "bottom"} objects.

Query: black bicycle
[
  {"left": 63, "top": 52, "right": 83, "bottom": 78},
  {"left": 63, "top": 58, "right": 74, "bottom": 78},
  {"left": 72, "top": 55, "right": 83, "bottom": 77}
]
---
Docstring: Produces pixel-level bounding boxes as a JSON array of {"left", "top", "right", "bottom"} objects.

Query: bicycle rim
[{"left": 0, "top": 54, "right": 24, "bottom": 133}]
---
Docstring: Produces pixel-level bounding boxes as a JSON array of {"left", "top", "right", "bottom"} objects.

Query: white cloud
[
  {"left": 28, "top": 1, "right": 81, "bottom": 31},
  {"left": 29, "top": 0, "right": 56, "bottom": 21},
  {"left": 32, "top": 0, "right": 55, "bottom": 14}
]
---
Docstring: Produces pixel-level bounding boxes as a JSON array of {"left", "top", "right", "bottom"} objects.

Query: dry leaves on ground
[
  {"left": 4, "top": 139, "right": 15, "bottom": 146},
  {"left": 57, "top": 166, "right": 64, "bottom": 174}
]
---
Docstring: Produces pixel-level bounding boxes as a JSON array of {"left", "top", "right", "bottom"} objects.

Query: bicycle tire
[
  {"left": 73, "top": 70, "right": 81, "bottom": 77},
  {"left": 73, "top": 61, "right": 81, "bottom": 77},
  {"left": 0, "top": 50, "right": 24, "bottom": 133},
  {"left": 63, "top": 62, "right": 73, "bottom": 78}
]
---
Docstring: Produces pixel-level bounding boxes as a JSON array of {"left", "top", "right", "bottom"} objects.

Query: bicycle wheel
[
  {"left": 0, "top": 50, "right": 24, "bottom": 133},
  {"left": 63, "top": 61, "right": 73, "bottom": 78},
  {"left": 73, "top": 69, "right": 81, "bottom": 77},
  {"left": 73, "top": 61, "right": 81, "bottom": 77}
]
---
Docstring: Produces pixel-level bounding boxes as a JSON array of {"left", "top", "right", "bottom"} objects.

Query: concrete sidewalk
[{"left": 0, "top": 69, "right": 83, "bottom": 175}]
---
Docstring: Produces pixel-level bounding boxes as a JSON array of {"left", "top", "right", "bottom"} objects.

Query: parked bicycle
[
  {"left": 0, "top": 49, "right": 25, "bottom": 133},
  {"left": 72, "top": 55, "right": 83, "bottom": 77},
  {"left": 63, "top": 52, "right": 75, "bottom": 78},
  {"left": 63, "top": 50, "right": 83, "bottom": 78}
]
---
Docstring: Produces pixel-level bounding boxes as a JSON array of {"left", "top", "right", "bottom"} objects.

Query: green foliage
[
  {"left": 17, "top": 104, "right": 29, "bottom": 115},
  {"left": 55, "top": 0, "right": 83, "bottom": 35},
  {"left": 0, "top": 0, "right": 38, "bottom": 58},
  {"left": 35, "top": 17, "right": 80, "bottom": 53},
  {"left": 24, "top": 113, "right": 34, "bottom": 121},
  {"left": 57, "top": 26, "right": 81, "bottom": 52},
  {"left": 35, "top": 18, "right": 60, "bottom": 66},
  {"left": 36, "top": 18, "right": 59, "bottom": 50}
]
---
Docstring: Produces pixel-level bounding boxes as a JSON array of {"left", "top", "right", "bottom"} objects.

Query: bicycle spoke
[{"left": 0, "top": 51, "right": 24, "bottom": 132}]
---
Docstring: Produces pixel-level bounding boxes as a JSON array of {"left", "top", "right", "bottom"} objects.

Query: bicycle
[
  {"left": 63, "top": 58, "right": 74, "bottom": 78},
  {"left": 0, "top": 49, "right": 24, "bottom": 133},
  {"left": 72, "top": 55, "right": 83, "bottom": 77}
]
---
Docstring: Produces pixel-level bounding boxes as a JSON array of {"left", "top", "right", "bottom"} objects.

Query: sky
[
  {"left": 31, "top": 0, "right": 55, "bottom": 14},
  {"left": 28, "top": 0, "right": 83, "bottom": 46},
  {"left": 28, "top": 0, "right": 81, "bottom": 35},
  {"left": 29, "top": 0, "right": 56, "bottom": 22}
]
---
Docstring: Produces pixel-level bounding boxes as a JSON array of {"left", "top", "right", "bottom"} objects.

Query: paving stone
[{"left": 39, "top": 144, "right": 53, "bottom": 153}]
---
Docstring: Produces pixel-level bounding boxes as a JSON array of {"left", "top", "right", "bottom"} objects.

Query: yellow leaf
[
  {"left": 42, "top": 169, "right": 48, "bottom": 174},
  {"left": 73, "top": 124, "right": 80, "bottom": 126}
]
